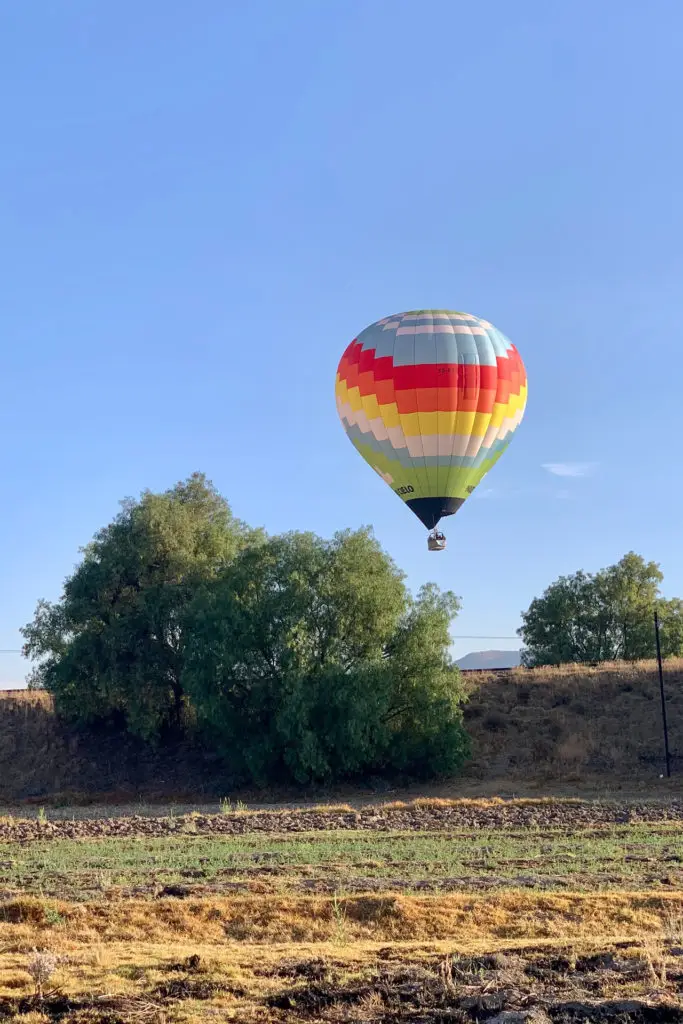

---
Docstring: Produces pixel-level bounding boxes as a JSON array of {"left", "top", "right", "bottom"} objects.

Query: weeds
[
  {"left": 27, "top": 951, "right": 58, "bottom": 998},
  {"left": 0, "top": 793, "right": 677, "bottom": 1020},
  {"left": 331, "top": 890, "right": 348, "bottom": 945},
  {"left": 664, "top": 911, "right": 683, "bottom": 945},
  {"left": 464, "top": 658, "right": 683, "bottom": 783},
  {"left": 438, "top": 955, "right": 457, "bottom": 994},
  {"left": 97, "top": 870, "right": 112, "bottom": 891},
  {"left": 220, "top": 798, "right": 248, "bottom": 815},
  {"left": 641, "top": 938, "right": 668, "bottom": 987}
]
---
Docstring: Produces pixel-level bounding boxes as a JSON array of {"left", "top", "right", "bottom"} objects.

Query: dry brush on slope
[
  {"left": 0, "top": 658, "right": 680, "bottom": 803},
  {"left": 462, "top": 659, "right": 683, "bottom": 788}
]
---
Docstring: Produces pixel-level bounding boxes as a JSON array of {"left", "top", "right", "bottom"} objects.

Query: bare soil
[
  {"left": 0, "top": 798, "right": 681, "bottom": 843},
  {"left": 1, "top": 945, "right": 682, "bottom": 1022},
  {"left": 261, "top": 945, "right": 683, "bottom": 1022}
]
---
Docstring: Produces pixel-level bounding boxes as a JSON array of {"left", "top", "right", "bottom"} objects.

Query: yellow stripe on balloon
[
  {"left": 347, "top": 386, "right": 362, "bottom": 413},
  {"left": 378, "top": 402, "right": 400, "bottom": 429}
]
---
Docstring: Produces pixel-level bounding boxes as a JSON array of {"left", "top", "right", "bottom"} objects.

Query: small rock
[
  {"left": 460, "top": 991, "right": 506, "bottom": 1012},
  {"left": 159, "top": 884, "right": 191, "bottom": 898}
]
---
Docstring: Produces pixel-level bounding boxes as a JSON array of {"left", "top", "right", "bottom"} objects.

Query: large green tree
[
  {"left": 22, "top": 479, "right": 469, "bottom": 785},
  {"left": 518, "top": 551, "right": 683, "bottom": 667},
  {"left": 182, "top": 528, "right": 469, "bottom": 784},
  {"left": 22, "top": 473, "right": 255, "bottom": 738}
]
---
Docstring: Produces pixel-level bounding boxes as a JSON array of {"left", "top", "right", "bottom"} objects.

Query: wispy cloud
[
  {"left": 472, "top": 487, "right": 497, "bottom": 500},
  {"left": 542, "top": 462, "right": 598, "bottom": 478}
]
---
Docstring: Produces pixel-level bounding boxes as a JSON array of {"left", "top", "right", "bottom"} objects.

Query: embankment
[{"left": 0, "top": 658, "right": 680, "bottom": 802}]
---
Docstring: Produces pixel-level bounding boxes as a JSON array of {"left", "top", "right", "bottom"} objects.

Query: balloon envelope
[{"left": 335, "top": 310, "right": 527, "bottom": 529}]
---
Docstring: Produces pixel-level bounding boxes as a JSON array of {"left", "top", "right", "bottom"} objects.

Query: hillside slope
[
  {"left": 461, "top": 659, "right": 681, "bottom": 787},
  {"left": 456, "top": 649, "right": 522, "bottom": 669},
  {"left": 0, "top": 659, "right": 680, "bottom": 802}
]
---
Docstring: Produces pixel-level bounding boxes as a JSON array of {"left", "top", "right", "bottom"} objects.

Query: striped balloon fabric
[{"left": 335, "top": 310, "right": 527, "bottom": 530}]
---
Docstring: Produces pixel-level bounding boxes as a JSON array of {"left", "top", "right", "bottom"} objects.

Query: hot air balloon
[{"left": 335, "top": 310, "right": 527, "bottom": 551}]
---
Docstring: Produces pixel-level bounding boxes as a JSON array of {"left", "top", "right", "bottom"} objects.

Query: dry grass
[
  {"left": 1, "top": 891, "right": 682, "bottom": 946},
  {"left": 379, "top": 795, "right": 586, "bottom": 811},
  {"left": 0, "top": 895, "right": 681, "bottom": 1021},
  {"left": 462, "top": 657, "right": 683, "bottom": 786}
]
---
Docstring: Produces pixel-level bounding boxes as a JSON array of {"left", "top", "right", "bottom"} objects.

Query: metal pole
[{"left": 654, "top": 610, "right": 672, "bottom": 778}]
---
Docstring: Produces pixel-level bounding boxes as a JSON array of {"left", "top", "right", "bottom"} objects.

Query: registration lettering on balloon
[{"left": 334, "top": 309, "right": 527, "bottom": 540}]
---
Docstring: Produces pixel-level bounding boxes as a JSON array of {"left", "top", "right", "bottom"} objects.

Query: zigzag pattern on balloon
[{"left": 335, "top": 310, "right": 527, "bottom": 524}]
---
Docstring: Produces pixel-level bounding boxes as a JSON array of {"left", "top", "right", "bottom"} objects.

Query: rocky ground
[{"left": 1, "top": 798, "right": 682, "bottom": 842}]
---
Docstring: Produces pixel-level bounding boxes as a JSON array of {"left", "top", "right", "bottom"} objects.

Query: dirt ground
[
  {"left": 0, "top": 795, "right": 679, "bottom": 839},
  {"left": 2, "top": 943, "right": 683, "bottom": 1023}
]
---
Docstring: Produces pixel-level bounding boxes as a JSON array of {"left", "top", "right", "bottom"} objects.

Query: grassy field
[
  {"left": 1, "top": 823, "right": 681, "bottom": 899},
  {"left": 0, "top": 799, "right": 681, "bottom": 1022},
  {"left": 0, "top": 663, "right": 680, "bottom": 1020}
]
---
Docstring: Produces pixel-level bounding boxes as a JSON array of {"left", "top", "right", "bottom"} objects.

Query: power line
[
  {"left": 1, "top": 635, "right": 520, "bottom": 654},
  {"left": 451, "top": 635, "right": 519, "bottom": 640}
]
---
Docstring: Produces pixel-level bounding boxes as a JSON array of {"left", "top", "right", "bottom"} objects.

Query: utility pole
[{"left": 654, "top": 610, "right": 671, "bottom": 778}]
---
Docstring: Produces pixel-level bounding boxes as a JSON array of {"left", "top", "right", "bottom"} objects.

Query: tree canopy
[
  {"left": 518, "top": 551, "right": 683, "bottom": 667},
  {"left": 22, "top": 473, "right": 256, "bottom": 739},
  {"left": 22, "top": 475, "right": 468, "bottom": 785},
  {"left": 183, "top": 530, "right": 467, "bottom": 783}
]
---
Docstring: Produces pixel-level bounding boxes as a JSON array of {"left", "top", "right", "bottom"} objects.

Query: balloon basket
[{"left": 427, "top": 530, "right": 447, "bottom": 552}]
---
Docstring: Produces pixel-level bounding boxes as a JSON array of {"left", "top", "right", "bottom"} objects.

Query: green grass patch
[{"left": 0, "top": 824, "right": 679, "bottom": 900}]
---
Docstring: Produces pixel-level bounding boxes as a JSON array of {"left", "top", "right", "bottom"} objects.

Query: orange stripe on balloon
[{"left": 394, "top": 388, "right": 497, "bottom": 415}]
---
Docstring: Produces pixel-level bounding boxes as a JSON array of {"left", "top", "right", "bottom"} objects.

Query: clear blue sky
[{"left": 2, "top": 1, "right": 683, "bottom": 684}]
